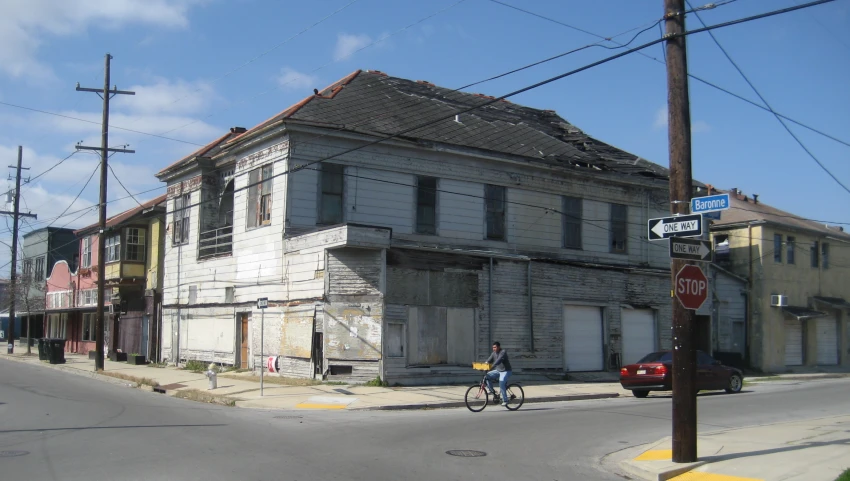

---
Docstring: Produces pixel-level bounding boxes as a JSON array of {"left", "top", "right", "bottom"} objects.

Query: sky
[{"left": 0, "top": 0, "right": 848, "bottom": 270}]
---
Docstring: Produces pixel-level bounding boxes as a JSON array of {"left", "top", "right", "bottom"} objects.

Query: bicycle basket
[{"left": 472, "top": 362, "right": 491, "bottom": 371}]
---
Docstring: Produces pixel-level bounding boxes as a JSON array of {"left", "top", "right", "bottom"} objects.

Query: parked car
[{"left": 619, "top": 350, "right": 744, "bottom": 398}]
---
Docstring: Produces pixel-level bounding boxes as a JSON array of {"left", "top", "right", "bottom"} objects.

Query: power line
[
  {"left": 46, "top": 163, "right": 99, "bottom": 228},
  {"left": 687, "top": 1, "right": 850, "bottom": 195},
  {"left": 108, "top": 164, "right": 143, "bottom": 207}
]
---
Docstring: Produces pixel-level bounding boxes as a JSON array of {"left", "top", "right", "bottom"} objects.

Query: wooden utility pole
[
  {"left": 76, "top": 54, "right": 135, "bottom": 370},
  {"left": 4, "top": 147, "right": 37, "bottom": 353}
]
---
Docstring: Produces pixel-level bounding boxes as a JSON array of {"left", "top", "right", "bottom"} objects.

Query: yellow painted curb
[
  {"left": 634, "top": 449, "right": 672, "bottom": 461},
  {"left": 669, "top": 472, "right": 763, "bottom": 481},
  {"left": 296, "top": 403, "right": 347, "bottom": 410}
]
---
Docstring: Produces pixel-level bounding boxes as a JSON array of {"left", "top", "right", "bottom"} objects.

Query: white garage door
[
  {"left": 784, "top": 319, "right": 803, "bottom": 366},
  {"left": 622, "top": 309, "right": 656, "bottom": 365},
  {"left": 564, "top": 305, "right": 604, "bottom": 371},
  {"left": 816, "top": 316, "right": 838, "bottom": 365}
]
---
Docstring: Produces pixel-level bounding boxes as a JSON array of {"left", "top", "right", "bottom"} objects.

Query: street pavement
[{"left": 2, "top": 358, "right": 849, "bottom": 481}]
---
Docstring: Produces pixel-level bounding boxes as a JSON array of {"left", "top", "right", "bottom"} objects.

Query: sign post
[
  {"left": 674, "top": 265, "right": 708, "bottom": 310},
  {"left": 257, "top": 297, "right": 268, "bottom": 396}
]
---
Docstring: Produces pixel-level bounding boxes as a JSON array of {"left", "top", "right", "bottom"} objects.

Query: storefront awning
[
  {"left": 813, "top": 296, "right": 850, "bottom": 310},
  {"left": 782, "top": 306, "right": 827, "bottom": 321}
]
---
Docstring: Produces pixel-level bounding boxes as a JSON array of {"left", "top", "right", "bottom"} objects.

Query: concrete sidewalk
[
  {"left": 615, "top": 415, "right": 850, "bottom": 481},
  {"left": 0, "top": 352, "right": 623, "bottom": 410}
]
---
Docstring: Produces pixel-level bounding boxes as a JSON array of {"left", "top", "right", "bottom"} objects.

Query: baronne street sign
[
  {"left": 648, "top": 214, "right": 702, "bottom": 240},
  {"left": 691, "top": 193, "right": 730, "bottom": 214},
  {"left": 675, "top": 265, "right": 708, "bottom": 310}
]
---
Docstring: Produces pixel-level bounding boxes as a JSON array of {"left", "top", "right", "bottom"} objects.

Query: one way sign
[
  {"left": 669, "top": 237, "right": 712, "bottom": 262},
  {"left": 647, "top": 214, "right": 702, "bottom": 240}
]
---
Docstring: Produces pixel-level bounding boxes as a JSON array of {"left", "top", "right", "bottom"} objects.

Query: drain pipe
[
  {"left": 528, "top": 260, "right": 534, "bottom": 352},
  {"left": 489, "top": 257, "right": 494, "bottom": 345}
]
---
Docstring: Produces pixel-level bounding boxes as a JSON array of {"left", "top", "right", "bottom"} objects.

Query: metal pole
[
  {"left": 664, "top": 0, "right": 698, "bottom": 463},
  {"left": 260, "top": 308, "right": 264, "bottom": 396},
  {"left": 6, "top": 146, "right": 23, "bottom": 354}
]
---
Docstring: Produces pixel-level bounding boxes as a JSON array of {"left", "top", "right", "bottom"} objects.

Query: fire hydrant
[{"left": 205, "top": 363, "right": 217, "bottom": 390}]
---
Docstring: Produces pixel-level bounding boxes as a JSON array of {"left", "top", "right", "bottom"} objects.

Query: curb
[
  {"left": 613, "top": 437, "right": 706, "bottom": 481},
  {"left": 1, "top": 354, "right": 141, "bottom": 389},
  {"left": 356, "top": 392, "right": 620, "bottom": 411}
]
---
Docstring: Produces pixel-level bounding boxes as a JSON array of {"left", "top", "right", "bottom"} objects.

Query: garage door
[
  {"left": 816, "top": 316, "right": 838, "bottom": 365},
  {"left": 784, "top": 319, "right": 802, "bottom": 366},
  {"left": 621, "top": 309, "right": 656, "bottom": 365},
  {"left": 564, "top": 305, "right": 603, "bottom": 371}
]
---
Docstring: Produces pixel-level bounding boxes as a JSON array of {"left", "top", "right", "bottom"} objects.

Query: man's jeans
[{"left": 485, "top": 370, "right": 512, "bottom": 403}]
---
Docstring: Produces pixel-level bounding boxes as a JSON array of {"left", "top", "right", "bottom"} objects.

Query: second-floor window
[
  {"left": 125, "top": 228, "right": 145, "bottom": 261},
  {"left": 485, "top": 184, "right": 506, "bottom": 240},
  {"left": 811, "top": 241, "right": 819, "bottom": 268},
  {"left": 773, "top": 234, "right": 782, "bottom": 263},
  {"left": 247, "top": 164, "right": 273, "bottom": 228},
  {"left": 787, "top": 236, "right": 795, "bottom": 264},
  {"left": 562, "top": 196, "right": 582, "bottom": 249},
  {"left": 35, "top": 256, "right": 45, "bottom": 281},
  {"left": 822, "top": 243, "right": 829, "bottom": 269},
  {"left": 319, "top": 163, "right": 344, "bottom": 225},
  {"left": 82, "top": 236, "right": 92, "bottom": 267},
  {"left": 173, "top": 193, "right": 191, "bottom": 245},
  {"left": 416, "top": 176, "right": 437, "bottom": 235},
  {"left": 106, "top": 234, "right": 121, "bottom": 262},
  {"left": 22, "top": 259, "right": 32, "bottom": 280},
  {"left": 610, "top": 204, "right": 627, "bottom": 253},
  {"left": 78, "top": 289, "right": 97, "bottom": 306}
]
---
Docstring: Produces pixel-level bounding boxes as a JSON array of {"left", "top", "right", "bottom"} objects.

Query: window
[
  {"left": 35, "top": 256, "right": 45, "bottom": 281},
  {"left": 105, "top": 234, "right": 121, "bottom": 262},
  {"left": 610, "top": 204, "right": 628, "bottom": 253},
  {"left": 125, "top": 228, "right": 145, "bottom": 261},
  {"left": 416, "top": 176, "right": 437, "bottom": 235},
  {"left": 562, "top": 196, "right": 582, "bottom": 249},
  {"left": 47, "top": 314, "right": 67, "bottom": 339},
  {"left": 22, "top": 259, "right": 32, "bottom": 280},
  {"left": 787, "top": 236, "right": 795, "bottom": 264},
  {"left": 697, "top": 351, "right": 716, "bottom": 366},
  {"left": 79, "top": 289, "right": 96, "bottom": 306},
  {"left": 386, "top": 323, "right": 404, "bottom": 357},
  {"left": 811, "top": 241, "right": 819, "bottom": 268},
  {"left": 82, "top": 313, "right": 96, "bottom": 342},
  {"left": 319, "top": 163, "right": 344, "bottom": 225},
  {"left": 822, "top": 243, "right": 829, "bottom": 269},
  {"left": 225, "top": 286, "right": 235, "bottom": 304},
  {"left": 172, "top": 193, "right": 191, "bottom": 245},
  {"left": 247, "top": 164, "right": 273, "bottom": 228},
  {"left": 485, "top": 184, "right": 506, "bottom": 240},
  {"left": 188, "top": 285, "right": 197, "bottom": 304},
  {"left": 773, "top": 234, "right": 782, "bottom": 263},
  {"left": 82, "top": 236, "right": 92, "bottom": 267}
]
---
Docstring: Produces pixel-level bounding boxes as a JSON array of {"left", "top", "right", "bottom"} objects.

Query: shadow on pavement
[
  {"left": 700, "top": 437, "right": 850, "bottom": 463},
  {"left": 0, "top": 423, "right": 228, "bottom": 434}
]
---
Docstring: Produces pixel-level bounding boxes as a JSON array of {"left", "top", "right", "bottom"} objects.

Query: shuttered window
[
  {"left": 247, "top": 164, "right": 273, "bottom": 228},
  {"left": 485, "top": 184, "right": 506, "bottom": 240},
  {"left": 416, "top": 176, "right": 437, "bottom": 235}
]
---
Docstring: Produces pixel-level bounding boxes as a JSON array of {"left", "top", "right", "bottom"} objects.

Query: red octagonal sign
[{"left": 675, "top": 265, "right": 708, "bottom": 310}]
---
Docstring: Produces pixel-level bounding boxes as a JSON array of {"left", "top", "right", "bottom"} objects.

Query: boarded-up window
[
  {"left": 225, "top": 286, "right": 234, "bottom": 303},
  {"left": 485, "top": 184, "right": 505, "bottom": 240},
  {"left": 247, "top": 164, "right": 273, "bottom": 228},
  {"left": 562, "top": 196, "right": 582, "bottom": 249},
  {"left": 610, "top": 203, "right": 627, "bottom": 253},
  {"left": 407, "top": 306, "right": 474, "bottom": 366},
  {"left": 386, "top": 323, "right": 404, "bottom": 357},
  {"left": 416, "top": 176, "right": 437, "bottom": 235},
  {"left": 319, "top": 163, "right": 344, "bottom": 225},
  {"left": 188, "top": 285, "right": 197, "bottom": 304}
]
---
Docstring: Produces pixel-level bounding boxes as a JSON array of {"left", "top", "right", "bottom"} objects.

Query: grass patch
[
  {"left": 147, "top": 362, "right": 168, "bottom": 368},
  {"left": 182, "top": 360, "right": 209, "bottom": 373},
  {"left": 364, "top": 376, "right": 388, "bottom": 387},
  {"left": 219, "top": 373, "right": 322, "bottom": 386},
  {"left": 835, "top": 468, "right": 850, "bottom": 481},
  {"left": 323, "top": 381, "right": 348, "bottom": 386},
  {"left": 173, "top": 389, "right": 236, "bottom": 407},
  {"left": 99, "top": 371, "right": 159, "bottom": 388}
]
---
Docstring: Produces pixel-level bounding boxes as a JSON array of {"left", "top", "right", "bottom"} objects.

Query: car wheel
[
  {"left": 632, "top": 390, "right": 649, "bottom": 398},
  {"left": 725, "top": 374, "right": 743, "bottom": 394}
]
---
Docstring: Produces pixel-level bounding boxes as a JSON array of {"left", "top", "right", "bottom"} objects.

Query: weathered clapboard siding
[
  {"left": 327, "top": 248, "right": 382, "bottom": 296},
  {"left": 507, "top": 189, "right": 561, "bottom": 249},
  {"left": 712, "top": 268, "right": 746, "bottom": 353},
  {"left": 439, "top": 179, "right": 484, "bottom": 241},
  {"left": 286, "top": 164, "right": 318, "bottom": 227},
  {"left": 161, "top": 306, "right": 237, "bottom": 364},
  {"left": 345, "top": 167, "right": 414, "bottom": 234},
  {"left": 491, "top": 260, "right": 531, "bottom": 352},
  {"left": 284, "top": 246, "right": 325, "bottom": 301}
]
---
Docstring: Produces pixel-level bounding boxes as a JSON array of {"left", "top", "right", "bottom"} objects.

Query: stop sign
[{"left": 675, "top": 265, "right": 708, "bottom": 310}]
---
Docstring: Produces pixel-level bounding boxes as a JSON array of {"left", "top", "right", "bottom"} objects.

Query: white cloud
[
  {"left": 0, "top": 0, "right": 204, "bottom": 80},
  {"left": 44, "top": 110, "right": 221, "bottom": 144},
  {"left": 334, "top": 33, "right": 372, "bottom": 61},
  {"left": 653, "top": 106, "right": 711, "bottom": 134},
  {"left": 121, "top": 78, "right": 216, "bottom": 116},
  {"left": 277, "top": 67, "right": 320, "bottom": 91},
  {"left": 692, "top": 120, "right": 712, "bottom": 133}
]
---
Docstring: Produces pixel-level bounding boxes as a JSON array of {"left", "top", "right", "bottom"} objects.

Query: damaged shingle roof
[{"left": 227, "top": 70, "right": 670, "bottom": 180}]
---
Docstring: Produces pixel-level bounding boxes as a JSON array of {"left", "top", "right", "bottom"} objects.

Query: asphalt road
[{"left": 2, "top": 359, "right": 848, "bottom": 481}]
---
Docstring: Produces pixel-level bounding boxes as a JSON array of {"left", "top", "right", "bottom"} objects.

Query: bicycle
[{"left": 464, "top": 363, "right": 525, "bottom": 412}]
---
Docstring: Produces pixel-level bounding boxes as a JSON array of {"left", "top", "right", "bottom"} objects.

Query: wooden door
[{"left": 240, "top": 314, "right": 250, "bottom": 369}]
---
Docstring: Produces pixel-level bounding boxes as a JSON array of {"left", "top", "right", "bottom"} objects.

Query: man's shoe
[{"left": 501, "top": 401, "right": 508, "bottom": 406}]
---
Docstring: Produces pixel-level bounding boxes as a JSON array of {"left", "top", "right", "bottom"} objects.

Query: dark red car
[{"left": 619, "top": 350, "right": 744, "bottom": 398}]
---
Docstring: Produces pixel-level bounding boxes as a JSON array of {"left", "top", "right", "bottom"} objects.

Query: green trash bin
[
  {"left": 48, "top": 338, "right": 66, "bottom": 365},
  {"left": 37, "top": 338, "right": 48, "bottom": 361}
]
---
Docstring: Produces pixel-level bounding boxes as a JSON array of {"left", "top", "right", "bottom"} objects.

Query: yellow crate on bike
[{"left": 472, "top": 362, "right": 491, "bottom": 371}]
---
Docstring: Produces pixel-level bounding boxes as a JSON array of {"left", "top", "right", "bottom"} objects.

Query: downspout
[
  {"left": 175, "top": 243, "right": 181, "bottom": 366},
  {"left": 747, "top": 224, "right": 753, "bottom": 367},
  {"left": 489, "top": 257, "right": 494, "bottom": 345},
  {"left": 528, "top": 260, "right": 534, "bottom": 352}
]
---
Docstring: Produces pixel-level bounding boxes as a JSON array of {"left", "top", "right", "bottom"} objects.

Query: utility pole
[
  {"left": 4, "top": 146, "right": 37, "bottom": 354},
  {"left": 664, "top": 0, "right": 697, "bottom": 463},
  {"left": 76, "top": 54, "right": 135, "bottom": 370}
]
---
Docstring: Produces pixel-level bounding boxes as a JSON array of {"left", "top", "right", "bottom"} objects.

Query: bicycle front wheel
[
  {"left": 465, "top": 384, "right": 488, "bottom": 412},
  {"left": 504, "top": 383, "right": 525, "bottom": 411}
]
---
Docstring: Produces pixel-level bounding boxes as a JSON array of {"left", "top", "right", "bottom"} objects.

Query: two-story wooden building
[{"left": 156, "top": 70, "right": 682, "bottom": 383}]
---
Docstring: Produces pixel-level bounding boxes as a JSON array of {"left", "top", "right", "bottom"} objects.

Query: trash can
[
  {"left": 47, "top": 338, "right": 66, "bottom": 365},
  {"left": 38, "top": 338, "right": 48, "bottom": 361}
]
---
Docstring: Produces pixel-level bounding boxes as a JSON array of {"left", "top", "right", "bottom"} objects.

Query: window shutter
[{"left": 247, "top": 168, "right": 259, "bottom": 227}]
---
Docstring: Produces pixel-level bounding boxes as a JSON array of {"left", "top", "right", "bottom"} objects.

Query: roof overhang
[
  {"left": 782, "top": 306, "right": 827, "bottom": 321},
  {"left": 812, "top": 297, "right": 850, "bottom": 310}
]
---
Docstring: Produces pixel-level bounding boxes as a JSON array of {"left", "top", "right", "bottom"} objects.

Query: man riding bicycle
[{"left": 483, "top": 341, "right": 512, "bottom": 406}]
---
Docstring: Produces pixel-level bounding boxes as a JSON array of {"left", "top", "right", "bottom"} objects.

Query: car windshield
[{"left": 636, "top": 352, "right": 672, "bottom": 363}]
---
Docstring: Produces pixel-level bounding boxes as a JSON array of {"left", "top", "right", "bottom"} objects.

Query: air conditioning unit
[{"left": 770, "top": 295, "right": 788, "bottom": 307}]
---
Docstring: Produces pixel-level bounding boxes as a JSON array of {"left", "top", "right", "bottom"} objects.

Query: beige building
[{"left": 711, "top": 189, "right": 850, "bottom": 372}]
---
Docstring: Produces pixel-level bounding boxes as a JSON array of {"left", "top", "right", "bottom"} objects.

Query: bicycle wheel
[
  {"left": 465, "top": 384, "right": 488, "bottom": 412},
  {"left": 504, "top": 383, "right": 525, "bottom": 411}
]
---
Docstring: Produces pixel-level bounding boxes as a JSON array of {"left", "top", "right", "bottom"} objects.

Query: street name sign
[
  {"left": 257, "top": 297, "right": 269, "bottom": 309},
  {"left": 675, "top": 265, "right": 708, "bottom": 310},
  {"left": 669, "top": 237, "right": 712, "bottom": 262},
  {"left": 648, "top": 214, "right": 702, "bottom": 240},
  {"left": 691, "top": 193, "right": 730, "bottom": 214}
]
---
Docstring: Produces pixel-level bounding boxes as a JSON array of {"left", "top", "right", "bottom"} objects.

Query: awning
[
  {"left": 813, "top": 297, "right": 850, "bottom": 310},
  {"left": 782, "top": 306, "right": 827, "bottom": 321}
]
